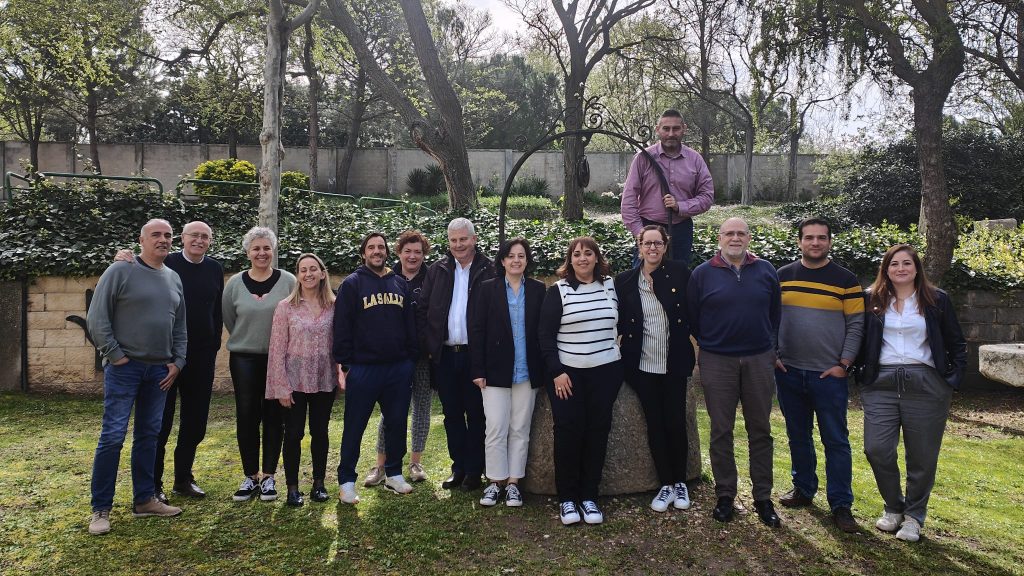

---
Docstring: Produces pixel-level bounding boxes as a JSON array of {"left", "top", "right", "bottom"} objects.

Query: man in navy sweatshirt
[
  {"left": 333, "top": 232, "right": 419, "bottom": 504},
  {"left": 687, "top": 217, "right": 782, "bottom": 528}
]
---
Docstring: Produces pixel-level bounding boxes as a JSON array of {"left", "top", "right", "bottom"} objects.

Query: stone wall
[
  {"left": 12, "top": 276, "right": 1022, "bottom": 393},
  {"left": 1, "top": 140, "right": 824, "bottom": 202},
  {"left": 953, "top": 289, "right": 1024, "bottom": 390}
]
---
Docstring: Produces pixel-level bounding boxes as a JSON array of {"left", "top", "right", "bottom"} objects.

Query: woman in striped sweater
[
  {"left": 538, "top": 236, "right": 623, "bottom": 526},
  {"left": 615, "top": 225, "right": 695, "bottom": 514}
]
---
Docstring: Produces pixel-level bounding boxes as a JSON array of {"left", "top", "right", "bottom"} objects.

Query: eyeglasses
[
  {"left": 182, "top": 232, "right": 213, "bottom": 241},
  {"left": 640, "top": 241, "right": 666, "bottom": 248}
]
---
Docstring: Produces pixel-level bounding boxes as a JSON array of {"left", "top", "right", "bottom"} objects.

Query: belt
[{"left": 444, "top": 344, "right": 468, "bottom": 353}]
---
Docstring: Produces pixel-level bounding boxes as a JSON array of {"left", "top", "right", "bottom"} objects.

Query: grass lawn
[{"left": 1, "top": 388, "right": 1022, "bottom": 575}]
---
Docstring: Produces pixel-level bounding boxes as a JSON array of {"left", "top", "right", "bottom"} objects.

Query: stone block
[
  {"left": 28, "top": 329, "right": 45, "bottom": 348},
  {"left": 28, "top": 347, "right": 64, "bottom": 368},
  {"left": 978, "top": 343, "right": 1024, "bottom": 387},
  {"left": 66, "top": 277, "right": 100, "bottom": 292},
  {"left": 973, "top": 218, "right": 1018, "bottom": 232},
  {"left": 28, "top": 311, "right": 67, "bottom": 330},
  {"left": 67, "top": 346, "right": 99, "bottom": 368},
  {"left": 27, "top": 294, "right": 44, "bottom": 312},
  {"left": 45, "top": 329, "right": 86, "bottom": 348},
  {"left": 521, "top": 376, "right": 702, "bottom": 496},
  {"left": 957, "top": 306, "right": 994, "bottom": 324},
  {"left": 45, "top": 292, "right": 85, "bottom": 312},
  {"left": 30, "top": 276, "right": 65, "bottom": 293},
  {"left": 967, "top": 291, "right": 1011, "bottom": 308},
  {"left": 982, "top": 324, "right": 1019, "bottom": 342},
  {"left": 994, "top": 308, "right": 1024, "bottom": 325}
]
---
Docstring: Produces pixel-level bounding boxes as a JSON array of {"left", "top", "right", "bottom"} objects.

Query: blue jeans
[
  {"left": 91, "top": 359, "right": 169, "bottom": 511},
  {"left": 632, "top": 218, "right": 694, "bottom": 268},
  {"left": 775, "top": 366, "right": 854, "bottom": 510}
]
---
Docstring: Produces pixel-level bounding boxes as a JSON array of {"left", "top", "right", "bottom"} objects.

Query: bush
[
  {"left": 2, "top": 181, "right": 1021, "bottom": 291},
  {"left": 281, "top": 171, "right": 310, "bottom": 191},
  {"left": 809, "top": 126, "right": 1024, "bottom": 227},
  {"left": 193, "top": 158, "right": 258, "bottom": 197},
  {"left": 478, "top": 195, "right": 557, "bottom": 220},
  {"left": 508, "top": 175, "right": 550, "bottom": 198},
  {"left": 405, "top": 164, "right": 446, "bottom": 196}
]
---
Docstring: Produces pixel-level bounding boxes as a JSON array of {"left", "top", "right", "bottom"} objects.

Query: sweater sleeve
[
  {"left": 87, "top": 264, "right": 127, "bottom": 364},
  {"left": 266, "top": 301, "right": 292, "bottom": 400},
  {"left": 403, "top": 279, "right": 419, "bottom": 361},
  {"left": 222, "top": 276, "right": 238, "bottom": 335},
  {"left": 332, "top": 277, "right": 357, "bottom": 365},
  {"left": 620, "top": 153, "right": 644, "bottom": 236},
  {"left": 686, "top": 268, "right": 702, "bottom": 342},
  {"left": 171, "top": 278, "right": 188, "bottom": 370},
  {"left": 538, "top": 284, "right": 565, "bottom": 378},
  {"left": 213, "top": 264, "right": 225, "bottom": 346}
]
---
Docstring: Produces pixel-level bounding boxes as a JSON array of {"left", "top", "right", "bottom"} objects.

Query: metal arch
[{"left": 497, "top": 128, "right": 674, "bottom": 257}]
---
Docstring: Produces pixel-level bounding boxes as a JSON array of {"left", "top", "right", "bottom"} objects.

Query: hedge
[{"left": 1, "top": 182, "right": 1022, "bottom": 292}]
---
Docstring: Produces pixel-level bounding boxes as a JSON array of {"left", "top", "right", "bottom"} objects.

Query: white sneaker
[
  {"left": 650, "top": 485, "right": 673, "bottom": 512},
  {"left": 384, "top": 474, "right": 413, "bottom": 495},
  {"left": 896, "top": 517, "right": 921, "bottom": 542},
  {"left": 559, "top": 501, "right": 581, "bottom": 525},
  {"left": 875, "top": 510, "right": 904, "bottom": 532},
  {"left": 233, "top": 476, "right": 260, "bottom": 502},
  {"left": 408, "top": 462, "right": 428, "bottom": 482},
  {"left": 479, "top": 482, "right": 501, "bottom": 506},
  {"left": 504, "top": 484, "right": 523, "bottom": 507},
  {"left": 364, "top": 466, "right": 385, "bottom": 487},
  {"left": 339, "top": 482, "right": 360, "bottom": 504},
  {"left": 673, "top": 482, "right": 691, "bottom": 510},
  {"left": 580, "top": 500, "right": 604, "bottom": 524}
]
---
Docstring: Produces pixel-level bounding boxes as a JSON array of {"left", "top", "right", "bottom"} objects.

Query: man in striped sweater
[{"left": 775, "top": 218, "right": 864, "bottom": 533}]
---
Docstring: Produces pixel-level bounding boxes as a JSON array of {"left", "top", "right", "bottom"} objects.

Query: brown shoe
[
  {"left": 779, "top": 489, "right": 813, "bottom": 508},
  {"left": 132, "top": 497, "right": 183, "bottom": 517},
  {"left": 832, "top": 506, "right": 859, "bottom": 533}
]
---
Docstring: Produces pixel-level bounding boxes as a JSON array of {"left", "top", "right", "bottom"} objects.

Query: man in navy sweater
[
  {"left": 333, "top": 232, "right": 419, "bottom": 504},
  {"left": 687, "top": 217, "right": 782, "bottom": 527}
]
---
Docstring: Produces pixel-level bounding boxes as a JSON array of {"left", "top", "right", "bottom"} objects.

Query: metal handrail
[
  {"left": 358, "top": 195, "right": 437, "bottom": 214},
  {"left": 39, "top": 172, "right": 164, "bottom": 195},
  {"left": 3, "top": 172, "right": 33, "bottom": 200}
]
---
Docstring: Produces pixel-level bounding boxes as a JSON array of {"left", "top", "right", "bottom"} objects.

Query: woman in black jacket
[
  {"left": 857, "top": 244, "right": 966, "bottom": 543},
  {"left": 615, "top": 224, "right": 695, "bottom": 514},
  {"left": 470, "top": 238, "right": 546, "bottom": 508}
]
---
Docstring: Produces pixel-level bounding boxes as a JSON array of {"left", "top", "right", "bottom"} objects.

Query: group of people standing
[{"left": 85, "top": 107, "right": 965, "bottom": 545}]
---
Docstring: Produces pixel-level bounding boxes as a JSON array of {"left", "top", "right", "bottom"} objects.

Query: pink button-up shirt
[
  {"left": 266, "top": 298, "right": 338, "bottom": 400},
  {"left": 620, "top": 141, "right": 715, "bottom": 236}
]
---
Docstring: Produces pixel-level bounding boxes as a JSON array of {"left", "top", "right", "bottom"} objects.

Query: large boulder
[
  {"left": 521, "top": 374, "right": 702, "bottom": 495},
  {"left": 979, "top": 343, "right": 1024, "bottom": 387}
]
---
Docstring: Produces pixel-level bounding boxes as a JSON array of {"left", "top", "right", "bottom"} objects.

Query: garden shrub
[
  {"left": 1, "top": 181, "right": 1021, "bottom": 291},
  {"left": 193, "top": 158, "right": 258, "bottom": 197},
  {"left": 807, "top": 126, "right": 1024, "bottom": 228},
  {"left": 478, "top": 195, "right": 557, "bottom": 220},
  {"left": 281, "top": 171, "right": 310, "bottom": 191},
  {"left": 508, "top": 175, "right": 550, "bottom": 198},
  {"left": 405, "top": 164, "right": 446, "bottom": 196}
]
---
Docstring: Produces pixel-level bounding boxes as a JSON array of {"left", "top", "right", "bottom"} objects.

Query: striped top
[
  {"left": 777, "top": 260, "right": 865, "bottom": 372},
  {"left": 638, "top": 273, "right": 669, "bottom": 374},
  {"left": 554, "top": 278, "right": 621, "bottom": 369}
]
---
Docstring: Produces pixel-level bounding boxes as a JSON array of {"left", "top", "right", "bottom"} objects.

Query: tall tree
[
  {"left": 324, "top": 0, "right": 476, "bottom": 209},
  {"left": 510, "top": 0, "right": 657, "bottom": 219},
  {"left": 258, "top": 0, "right": 321, "bottom": 239}
]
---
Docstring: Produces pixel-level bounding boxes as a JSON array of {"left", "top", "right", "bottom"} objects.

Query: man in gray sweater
[{"left": 86, "top": 218, "right": 188, "bottom": 535}]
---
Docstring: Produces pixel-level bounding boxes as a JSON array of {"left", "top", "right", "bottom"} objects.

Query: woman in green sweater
[{"left": 222, "top": 226, "right": 296, "bottom": 503}]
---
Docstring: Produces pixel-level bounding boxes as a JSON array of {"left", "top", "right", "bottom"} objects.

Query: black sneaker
[
  {"left": 310, "top": 485, "right": 329, "bottom": 503},
  {"left": 713, "top": 496, "right": 735, "bottom": 522},
  {"left": 233, "top": 476, "right": 259, "bottom": 502},
  {"left": 286, "top": 489, "right": 304, "bottom": 507},
  {"left": 753, "top": 499, "right": 782, "bottom": 528},
  {"left": 259, "top": 476, "right": 278, "bottom": 501}
]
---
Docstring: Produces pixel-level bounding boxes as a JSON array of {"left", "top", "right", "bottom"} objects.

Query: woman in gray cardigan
[{"left": 222, "top": 226, "right": 296, "bottom": 503}]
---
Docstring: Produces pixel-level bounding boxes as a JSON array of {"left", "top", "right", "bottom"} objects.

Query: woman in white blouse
[{"left": 857, "top": 244, "right": 966, "bottom": 543}]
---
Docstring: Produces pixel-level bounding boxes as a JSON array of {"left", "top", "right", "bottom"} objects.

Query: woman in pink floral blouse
[{"left": 266, "top": 253, "right": 338, "bottom": 506}]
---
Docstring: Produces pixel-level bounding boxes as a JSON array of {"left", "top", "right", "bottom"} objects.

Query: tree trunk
[
  {"left": 304, "top": 22, "right": 320, "bottom": 191},
  {"left": 561, "top": 75, "right": 585, "bottom": 220},
  {"left": 914, "top": 91, "right": 957, "bottom": 282},
  {"left": 258, "top": 1, "right": 288, "bottom": 245},
  {"left": 228, "top": 128, "right": 238, "bottom": 159},
  {"left": 337, "top": 67, "right": 367, "bottom": 196},
  {"left": 86, "top": 88, "right": 101, "bottom": 174},
  {"left": 741, "top": 121, "right": 754, "bottom": 204},
  {"left": 786, "top": 130, "right": 799, "bottom": 201}
]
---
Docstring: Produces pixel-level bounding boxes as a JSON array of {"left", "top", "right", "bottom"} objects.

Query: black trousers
[
  {"left": 435, "top": 347, "right": 485, "bottom": 478},
  {"left": 283, "top": 390, "right": 336, "bottom": 486},
  {"left": 547, "top": 361, "right": 623, "bottom": 502},
  {"left": 154, "top": 345, "right": 218, "bottom": 488},
  {"left": 627, "top": 370, "right": 688, "bottom": 485},
  {"left": 229, "top": 352, "right": 283, "bottom": 477}
]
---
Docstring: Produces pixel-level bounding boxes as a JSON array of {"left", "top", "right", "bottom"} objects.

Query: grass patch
[{"left": 1, "top": 390, "right": 1022, "bottom": 575}]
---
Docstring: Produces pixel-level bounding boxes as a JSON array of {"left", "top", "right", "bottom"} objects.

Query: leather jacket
[{"left": 856, "top": 288, "right": 968, "bottom": 390}]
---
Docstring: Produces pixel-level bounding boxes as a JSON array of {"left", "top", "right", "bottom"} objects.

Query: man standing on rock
[
  {"left": 87, "top": 218, "right": 187, "bottom": 535},
  {"left": 687, "top": 217, "right": 782, "bottom": 527},
  {"left": 775, "top": 217, "right": 864, "bottom": 533},
  {"left": 417, "top": 218, "right": 495, "bottom": 491},
  {"left": 620, "top": 108, "right": 715, "bottom": 267}
]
